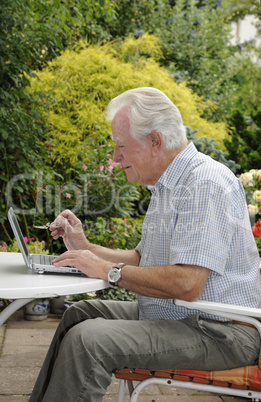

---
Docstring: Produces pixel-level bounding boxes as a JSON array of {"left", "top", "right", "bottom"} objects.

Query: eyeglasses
[{"left": 33, "top": 183, "right": 65, "bottom": 229}]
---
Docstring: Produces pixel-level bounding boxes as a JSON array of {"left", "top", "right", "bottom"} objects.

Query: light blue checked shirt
[{"left": 136, "top": 142, "right": 261, "bottom": 320}]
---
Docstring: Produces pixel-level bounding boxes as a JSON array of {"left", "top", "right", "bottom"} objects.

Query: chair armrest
[
  {"left": 174, "top": 299, "right": 261, "bottom": 318},
  {"left": 174, "top": 299, "right": 261, "bottom": 337}
]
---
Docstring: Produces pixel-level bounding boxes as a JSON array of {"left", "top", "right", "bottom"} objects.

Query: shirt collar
[{"left": 150, "top": 142, "right": 198, "bottom": 191}]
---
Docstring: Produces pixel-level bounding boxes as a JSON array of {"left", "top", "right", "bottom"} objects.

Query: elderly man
[{"left": 30, "top": 87, "right": 261, "bottom": 402}]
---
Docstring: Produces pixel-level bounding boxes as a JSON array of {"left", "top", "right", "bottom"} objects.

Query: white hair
[{"left": 106, "top": 87, "right": 187, "bottom": 151}]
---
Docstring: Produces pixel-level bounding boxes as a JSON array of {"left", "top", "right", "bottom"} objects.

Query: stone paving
[{"left": 0, "top": 309, "right": 251, "bottom": 402}]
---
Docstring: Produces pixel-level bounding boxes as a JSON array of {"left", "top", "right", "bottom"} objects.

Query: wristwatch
[{"left": 108, "top": 262, "right": 126, "bottom": 286}]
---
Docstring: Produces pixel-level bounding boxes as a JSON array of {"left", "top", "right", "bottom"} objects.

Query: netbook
[{"left": 8, "top": 207, "right": 84, "bottom": 275}]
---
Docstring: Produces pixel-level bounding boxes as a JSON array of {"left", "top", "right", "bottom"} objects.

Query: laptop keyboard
[
  {"left": 40, "top": 255, "right": 56, "bottom": 265},
  {"left": 32, "top": 253, "right": 84, "bottom": 275}
]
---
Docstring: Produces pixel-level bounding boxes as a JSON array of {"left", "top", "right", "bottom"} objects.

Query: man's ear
[{"left": 150, "top": 131, "right": 162, "bottom": 155}]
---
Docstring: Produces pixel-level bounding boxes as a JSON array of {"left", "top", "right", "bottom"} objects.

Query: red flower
[{"left": 252, "top": 221, "right": 261, "bottom": 238}]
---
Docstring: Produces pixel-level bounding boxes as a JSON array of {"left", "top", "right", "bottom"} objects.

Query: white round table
[{"left": 0, "top": 252, "right": 110, "bottom": 325}]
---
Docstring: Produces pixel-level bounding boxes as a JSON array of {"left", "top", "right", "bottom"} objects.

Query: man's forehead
[{"left": 111, "top": 107, "right": 130, "bottom": 128}]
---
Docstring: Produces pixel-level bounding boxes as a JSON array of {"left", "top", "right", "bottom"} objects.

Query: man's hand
[
  {"left": 52, "top": 249, "right": 111, "bottom": 280},
  {"left": 49, "top": 210, "right": 89, "bottom": 251}
]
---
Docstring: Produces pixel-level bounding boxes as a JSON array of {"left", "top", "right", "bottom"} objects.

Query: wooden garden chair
[{"left": 114, "top": 299, "right": 261, "bottom": 402}]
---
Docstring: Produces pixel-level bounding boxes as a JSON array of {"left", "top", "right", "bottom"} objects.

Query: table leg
[{"left": 0, "top": 298, "right": 34, "bottom": 326}]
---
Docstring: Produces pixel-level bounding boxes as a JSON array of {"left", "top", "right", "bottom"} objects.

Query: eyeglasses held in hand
[{"left": 33, "top": 183, "right": 65, "bottom": 229}]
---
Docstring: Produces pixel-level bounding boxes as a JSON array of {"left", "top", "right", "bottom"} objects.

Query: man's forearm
[
  {"left": 116, "top": 264, "right": 210, "bottom": 301},
  {"left": 87, "top": 243, "right": 141, "bottom": 266}
]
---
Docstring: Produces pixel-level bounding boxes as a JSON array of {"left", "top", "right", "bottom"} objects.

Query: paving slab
[
  {"left": 0, "top": 366, "right": 39, "bottom": 395},
  {"left": 0, "top": 397, "right": 28, "bottom": 402},
  {"left": 0, "top": 326, "right": 5, "bottom": 342}
]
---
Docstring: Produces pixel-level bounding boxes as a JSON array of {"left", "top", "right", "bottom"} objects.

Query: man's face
[{"left": 111, "top": 108, "right": 155, "bottom": 185}]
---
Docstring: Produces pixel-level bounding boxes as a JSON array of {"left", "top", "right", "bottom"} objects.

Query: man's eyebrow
[{"left": 112, "top": 136, "right": 127, "bottom": 144}]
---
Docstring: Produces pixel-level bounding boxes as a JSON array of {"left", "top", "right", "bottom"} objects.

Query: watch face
[{"left": 109, "top": 267, "right": 121, "bottom": 283}]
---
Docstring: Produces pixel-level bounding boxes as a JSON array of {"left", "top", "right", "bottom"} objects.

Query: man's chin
[{"left": 125, "top": 171, "right": 138, "bottom": 184}]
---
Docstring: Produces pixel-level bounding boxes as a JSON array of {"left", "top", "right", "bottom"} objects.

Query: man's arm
[
  {"left": 118, "top": 263, "right": 210, "bottom": 301},
  {"left": 50, "top": 209, "right": 210, "bottom": 300},
  {"left": 49, "top": 209, "right": 140, "bottom": 266},
  {"left": 53, "top": 248, "right": 210, "bottom": 301}
]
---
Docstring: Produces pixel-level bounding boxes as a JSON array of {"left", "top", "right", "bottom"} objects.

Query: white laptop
[{"left": 8, "top": 207, "right": 85, "bottom": 276}]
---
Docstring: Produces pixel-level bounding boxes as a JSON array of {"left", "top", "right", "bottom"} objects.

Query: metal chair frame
[{"left": 116, "top": 299, "right": 261, "bottom": 402}]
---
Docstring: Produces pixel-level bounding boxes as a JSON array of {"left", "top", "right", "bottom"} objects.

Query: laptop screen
[{"left": 8, "top": 207, "right": 31, "bottom": 263}]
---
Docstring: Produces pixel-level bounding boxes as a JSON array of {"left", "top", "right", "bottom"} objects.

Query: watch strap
[
  {"left": 113, "top": 262, "right": 126, "bottom": 270},
  {"left": 108, "top": 262, "right": 126, "bottom": 286}
]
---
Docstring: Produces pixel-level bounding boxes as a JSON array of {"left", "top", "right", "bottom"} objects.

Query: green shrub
[
  {"left": 85, "top": 216, "right": 142, "bottom": 250},
  {"left": 0, "top": 237, "right": 49, "bottom": 254},
  {"left": 186, "top": 126, "right": 240, "bottom": 174},
  {"left": 97, "top": 287, "right": 137, "bottom": 302},
  {"left": 3, "top": 36, "right": 232, "bottom": 248},
  {"left": 223, "top": 110, "right": 261, "bottom": 173},
  {"left": 28, "top": 36, "right": 229, "bottom": 168}
]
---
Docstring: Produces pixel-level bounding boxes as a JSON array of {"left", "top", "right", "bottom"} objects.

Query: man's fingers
[
  {"left": 53, "top": 258, "right": 76, "bottom": 267},
  {"left": 53, "top": 253, "right": 76, "bottom": 266}
]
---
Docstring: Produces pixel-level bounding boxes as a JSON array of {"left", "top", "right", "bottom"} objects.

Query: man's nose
[{"left": 113, "top": 145, "right": 123, "bottom": 163}]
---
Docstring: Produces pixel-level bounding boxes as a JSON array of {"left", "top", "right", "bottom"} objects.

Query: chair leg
[
  {"left": 117, "top": 379, "right": 126, "bottom": 402},
  {"left": 127, "top": 379, "right": 134, "bottom": 395}
]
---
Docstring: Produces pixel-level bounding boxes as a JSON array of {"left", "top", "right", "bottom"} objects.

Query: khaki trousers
[{"left": 29, "top": 299, "right": 260, "bottom": 402}]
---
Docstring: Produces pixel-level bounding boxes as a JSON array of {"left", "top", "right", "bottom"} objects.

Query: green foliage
[
  {"left": 228, "top": 54, "right": 261, "bottom": 116},
  {"left": 223, "top": 110, "right": 261, "bottom": 173},
  {"left": 0, "top": 0, "right": 54, "bottom": 227},
  {"left": 0, "top": 0, "right": 117, "bottom": 239},
  {"left": 224, "top": 0, "right": 260, "bottom": 23},
  {"left": 29, "top": 38, "right": 229, "bottom": 158},
  {"left": 186, "top": 127, "right": 240, "bottom": 173},
  {"left": 103, "top": 0, "right": 261, "bottom": 129},
  {"left": 104, "top": 0, "right": 243, "bottom": 121},
  {"left": 2, "top": 34, "right": 233, "bottom": 247},
  {"left": 67, "top": 286, "right": 137, "bottom": 302},
  {"left": 18, "top": 36, "right": 230, "bottom": 246},
  {"left": 97, "top": 287, "right": 138, "bottom": 302},
  {"left": 157, "top": 0, "right": 238, "bottom": 120},
  {"left": 66, "top": 292, "right": 97, "bottom": 302},
  {"left": 0, "top": 237, "right": 48, "bottom": 254},
  {"left": 2, "top": 0, "right": 255, "bottom": 250},
  {"left": 85, "top": 216, "right": 143, "bottom": 250}
]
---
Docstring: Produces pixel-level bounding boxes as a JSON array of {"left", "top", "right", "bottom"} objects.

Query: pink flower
[
  {"left": 3, "top": 243, "right": 7, "bottom": 250},
  {"left": 107, "top": 158, "right": 118, "bottom": 171},
  {"left": 108, "top": 143, "right": 112, "bottom": 147},
  {"left": 42, "top": 240, "right": 45, "bottom": 245},
  {"left": 24, "top": 237, "right": 34, "bottom": 243},
  {"left": 66, "top": 193, "right": 71, "bottom": 199},
  {"left": 100, "top": 165, "right": 104, "bottom": 171},
  {"left": 82, "top": 164, "right": 88, "bottom": 171}
]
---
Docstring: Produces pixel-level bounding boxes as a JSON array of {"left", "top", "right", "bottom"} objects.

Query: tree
[
  {"left": 224, "top": 109, "right": 261, "bottom": 172},
  {"left": 0, "top": 0, "right": 117, "bottom": 233}
]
